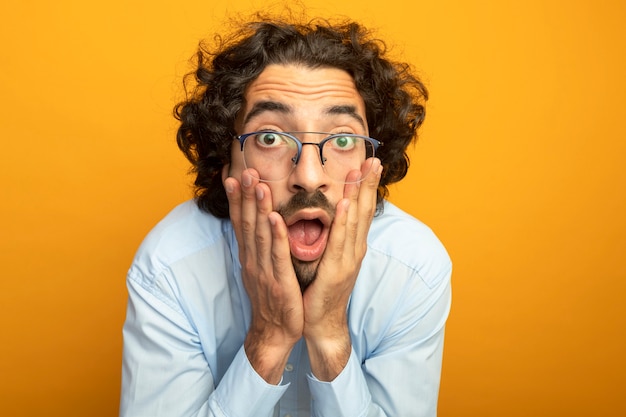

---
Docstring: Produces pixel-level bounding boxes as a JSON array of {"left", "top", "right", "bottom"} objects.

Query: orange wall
[{"left": 1, "top": 1, "right": 625, "bottom": 415}]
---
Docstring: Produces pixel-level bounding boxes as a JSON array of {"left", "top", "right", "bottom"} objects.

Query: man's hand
[
  {"left": 224, "top": 170, "right": 303, "bottom": 384},
  {"left": 303, "top": 158, "right": 383, "bottom": 381},
  {"left": 224, "top": 158, "right": 382, "bottom": 383}
]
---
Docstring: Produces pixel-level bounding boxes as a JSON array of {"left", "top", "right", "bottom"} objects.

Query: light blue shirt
[{"left": 120, "top": 200, "right": 452, "bottom": 417}]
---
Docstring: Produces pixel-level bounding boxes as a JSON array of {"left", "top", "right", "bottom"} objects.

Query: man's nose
[{"left": 288, "top": 142, "right": 329, "bottom": 193}]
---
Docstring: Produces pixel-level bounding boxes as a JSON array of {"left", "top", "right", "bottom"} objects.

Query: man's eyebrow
[
  {"left": 242, "top": 101, "right": 366, "bottom": 130},
  {"left": 326, "top": 105, "right": 366, "bottom": 130},
  {"left": 243, "top": 101, "right": 292, "bottom": 126}
]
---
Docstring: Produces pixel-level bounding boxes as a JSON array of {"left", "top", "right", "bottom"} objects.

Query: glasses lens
[
  {"left": 321, "top": 135, "right": 376, "bottom": 183},
  {"left": 241, "top": 132, "right": 377, "bottom": 183},
  {"left": 242, "top": 132, "right": 298, "bottom": 181}
]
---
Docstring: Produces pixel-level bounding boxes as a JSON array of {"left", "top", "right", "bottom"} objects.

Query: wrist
[
  {"left": 304, "top": 325, "right": 351, "bottom": 381},
  {"left": 244, "top": 331, "right": 296, "bottom": 385}
]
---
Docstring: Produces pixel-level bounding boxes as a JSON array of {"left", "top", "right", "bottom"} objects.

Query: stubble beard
[{"left": 291, "top": 258, "right": 319, "bottom": 292}]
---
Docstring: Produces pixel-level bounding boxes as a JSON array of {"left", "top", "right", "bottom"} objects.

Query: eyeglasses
[{"left": 235, "top": 131, "right": 383, "bottom": 183}]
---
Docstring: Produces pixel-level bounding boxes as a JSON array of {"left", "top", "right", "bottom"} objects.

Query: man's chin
[{"left": 292, "top": 257, "right": 320, "bottom": 292}]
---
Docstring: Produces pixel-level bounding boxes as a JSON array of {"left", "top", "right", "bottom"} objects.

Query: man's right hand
[{"left": 224, "top": 170, "right": 303, "bottom": 384}]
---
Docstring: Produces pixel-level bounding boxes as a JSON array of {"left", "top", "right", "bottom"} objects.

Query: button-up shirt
[{"left": 120, "top": 200, "right": 452, "bottom": 416}]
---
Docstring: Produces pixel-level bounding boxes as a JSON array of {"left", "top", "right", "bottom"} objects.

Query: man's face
[{"left": 228, "top": 63, "right": 369, "bottom": 287}]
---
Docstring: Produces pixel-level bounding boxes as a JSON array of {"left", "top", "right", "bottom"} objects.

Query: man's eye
[
  {"left": 256, "top": 132, "right": 284, "bottom": 147},
  {"left": 330, "top": 135, "right": 356, "bottom": 150}
]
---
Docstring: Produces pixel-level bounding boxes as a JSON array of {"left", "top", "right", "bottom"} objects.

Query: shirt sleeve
[
  {"left": 120, "top": 267, "right": 288, "bottom": 417},
  {"left": 307, "top": 260, "right": 452, "bottom": 417},
  {"left": 362, "top": 277, "right": 451, "bottom": 417},
  {"left": 306, "top": 349, "right": 371, "bottom": 416}
]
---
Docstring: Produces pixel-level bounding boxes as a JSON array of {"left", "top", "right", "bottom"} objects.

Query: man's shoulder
[
  {"left": 368, "top": 201, "right": 451, "bottom": 288},
  {"left": 129, "top": 200, "right": 233, "bottom": 280},
  {"left": 369, "top": 201, "right": 448, "bottom": 254}
]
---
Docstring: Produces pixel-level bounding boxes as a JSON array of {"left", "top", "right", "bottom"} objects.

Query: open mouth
[{"left": 286, "top": 210, "right": 331, "bottom": 262}]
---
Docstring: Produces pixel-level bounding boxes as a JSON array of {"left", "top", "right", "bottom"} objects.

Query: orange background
[{"left": 1, "top": 0, "right": 625, "bottom": 416}]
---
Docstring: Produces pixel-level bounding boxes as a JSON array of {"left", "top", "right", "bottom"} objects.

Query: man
[{"left": 120, "top": 14, "right": 452, "bottom": 417}]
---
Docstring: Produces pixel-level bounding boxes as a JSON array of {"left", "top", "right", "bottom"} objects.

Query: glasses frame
[{"left": 235, "top": 131, "right": 382, "bottom": 181}]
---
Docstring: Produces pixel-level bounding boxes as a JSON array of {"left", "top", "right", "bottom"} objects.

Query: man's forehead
[
  {"left": 240, "top": 64, "right": 366, "bottom": 123},
  {"left": 245, "top": 64, "right": 361, "bottom": 100}
]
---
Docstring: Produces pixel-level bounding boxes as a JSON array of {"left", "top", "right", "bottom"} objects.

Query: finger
[
  {"left": 254, "top": 182, "right": 274, "bottom": 270},
  {"left": 240, "top": 169, "right": 261, "bottom": 261},
  {"left": 342, "top": 170, "right": 362, "bottom": 250},
  {"left": 224, "top": 176, "right": 244, "bottom": 252},
  {"left": 355, "top": 158, "right": 382, "bottom": 244},
  {"left": 268, "top": 212, "right": 299, "bottom": 289},
  {"left": 358, "top": 157, "right": 382, "bottom": 207},
  {"left": 323, "top": 198, "right": 351, "bottom": 263}
]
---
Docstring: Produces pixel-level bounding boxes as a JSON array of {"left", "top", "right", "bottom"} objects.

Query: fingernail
[
  {"left": 224, "top": 181, "right": 234, "bottom": 194},
  {"left": 255, "top": 186, "right": 264, "bottom": 201},
  {"left": 242, "top": 173, "right": 252, "bottom": 187}
]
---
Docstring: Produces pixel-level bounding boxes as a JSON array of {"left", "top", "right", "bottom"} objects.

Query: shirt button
[{"left": 284, "top": 363, "right": 294, "bottom": 372}]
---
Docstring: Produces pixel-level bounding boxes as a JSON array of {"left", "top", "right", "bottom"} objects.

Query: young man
[{"left": 120, "top": 15, "right": 452, "bottom": 417}]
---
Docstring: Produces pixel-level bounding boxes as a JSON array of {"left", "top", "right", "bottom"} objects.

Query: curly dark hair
[{"left": 175, "top": 14, "right": 428, "bottom": 218}]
